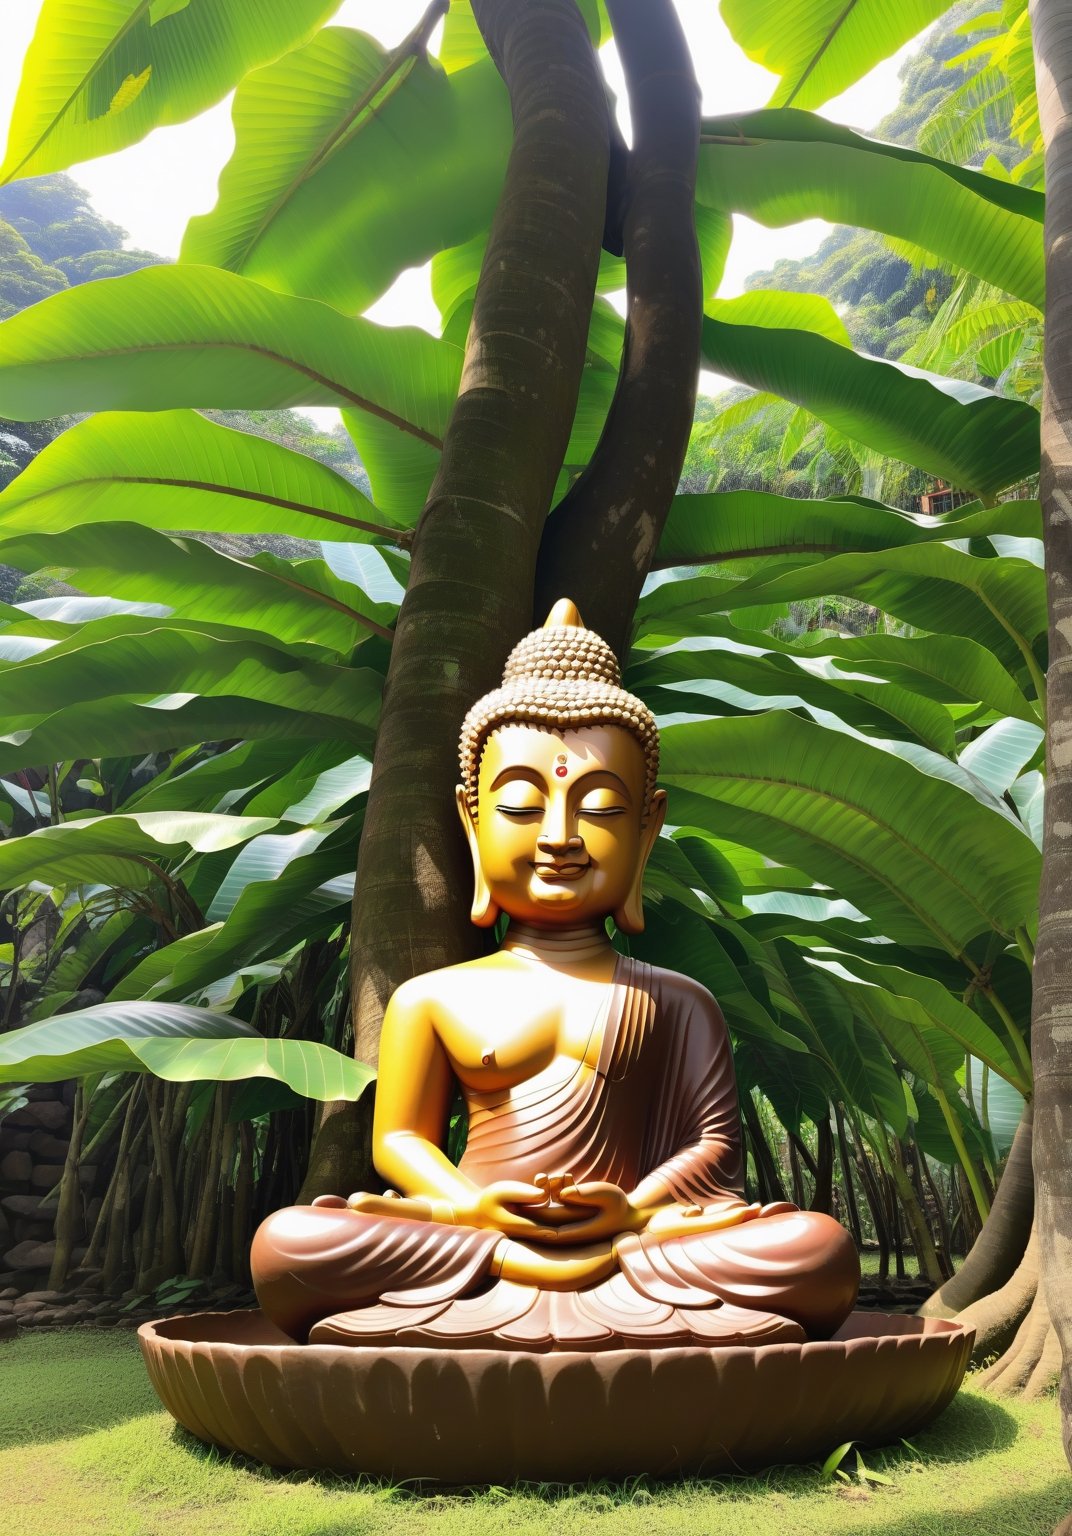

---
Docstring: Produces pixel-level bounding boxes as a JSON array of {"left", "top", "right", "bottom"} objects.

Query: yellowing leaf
[{"left": 108, "top": 64, "right": 151, "bottom": 115}]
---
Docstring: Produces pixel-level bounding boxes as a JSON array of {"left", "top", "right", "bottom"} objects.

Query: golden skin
[{"left": 330, "top": 723, "right": 763, "bottom": 1290}]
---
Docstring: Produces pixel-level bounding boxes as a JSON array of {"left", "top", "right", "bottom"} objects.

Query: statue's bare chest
[{"left": 434, "top": 969, "right": 614, "bottom": 1090}]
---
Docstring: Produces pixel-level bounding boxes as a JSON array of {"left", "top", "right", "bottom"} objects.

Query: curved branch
[{"left": 534, "top": 0, "right": 702, "bottom": 657}]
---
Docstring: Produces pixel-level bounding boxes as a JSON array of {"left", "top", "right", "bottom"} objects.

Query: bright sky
[{"left": 1, "top": 0, "right": 926, "bottom": 412}]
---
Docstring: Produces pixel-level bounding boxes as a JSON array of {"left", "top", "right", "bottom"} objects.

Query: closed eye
[{"left": 496, "top": 805, "right": 543, "bottom": 817}]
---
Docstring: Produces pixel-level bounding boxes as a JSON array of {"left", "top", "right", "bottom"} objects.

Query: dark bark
[
  {"left": 854, "top": 1135, "right": 891, "bottom": 1282},
  {"left": 921, "top": 1104, "right": 1035, "bottom": 1317},
  {"left": 299, "top": 0, "right": 612, "bottom": 1199},
  {"left": 1029, "top": 0, "right": 1072, "bottom": 1468},
  {"left": 920, "top": 1151, "right": 955, "bottom": 1282},
  {"left": 533, "top": 0, "right": 702, "bottom": 656},
  {"left": 835, "top": 1104, "right": 863, "bottom": 1244},
  {"left": 890, "top": 1137, "right": 944, "bottom": 1288},
  {"left": 741, "top": 1091, "right": 790, "bottom": 1204},
  {"left": 787, "top": 1135, "right": 806, "bottom": 1207},
  {"left": 811, "top": 1117, "right": 835, "bottom": 1215}
]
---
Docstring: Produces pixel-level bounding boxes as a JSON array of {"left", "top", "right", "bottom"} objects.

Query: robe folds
[{"left": 252, "top": 956, "right": 860, "bottom": 1347}]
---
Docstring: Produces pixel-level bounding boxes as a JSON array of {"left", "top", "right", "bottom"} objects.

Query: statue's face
[{"left": 469, "top": 722, "right": 651, "bottom": 926}]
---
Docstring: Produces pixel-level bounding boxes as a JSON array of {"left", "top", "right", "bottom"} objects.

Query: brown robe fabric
[{"left": 252, "top": 957, "right": 859, "bottom": 1345}]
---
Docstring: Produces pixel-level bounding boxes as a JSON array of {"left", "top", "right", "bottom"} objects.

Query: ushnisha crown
[{"left": 459, "top": 598, "right": 659, "bottom": 815}]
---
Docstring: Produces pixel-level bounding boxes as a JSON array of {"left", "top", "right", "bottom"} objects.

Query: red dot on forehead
[{"left": 555, "top": 765, "right": 568, "bottom": 777}]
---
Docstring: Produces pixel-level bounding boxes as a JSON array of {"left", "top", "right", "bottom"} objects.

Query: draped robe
[{"left": 252, "top": 956, "right": 859, "bottom": 1348}]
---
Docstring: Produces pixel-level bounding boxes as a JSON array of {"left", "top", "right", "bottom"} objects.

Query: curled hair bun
[{"left": 459, "top": 599, "right": 658, "bottom": 814}]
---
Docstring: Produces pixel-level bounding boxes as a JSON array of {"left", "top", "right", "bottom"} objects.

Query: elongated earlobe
[
  {"left": 613, "top": 789, "right": 667, "bottom": 934},
  {"left": 456, "top": 785, "right": 500, "bottom": 928}
]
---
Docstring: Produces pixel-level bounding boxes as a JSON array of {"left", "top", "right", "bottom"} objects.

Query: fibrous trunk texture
[
  {"left": 533, "top": 0, "right": 702, "bottom": 656},
  {"left": 1029, "top": 0, "right": 1072, "bottom": 1469},
  {"left": 300, "top": 0, "right": 610, "bottom": 1199},
  {"left": 920, "top": 1104, "right": 1034, "bottom": 1318},
  {"left": 958, "top": 1222, "right": 1040, "bottom": 1365}
]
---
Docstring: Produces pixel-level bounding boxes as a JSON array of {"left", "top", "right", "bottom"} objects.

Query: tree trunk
[
  {"left": 300, "top": 0, "right": 611, "bottom": 1199},
  {"left": 741, "top": 1091, "right": 790, "bottom": 1204},
  {"left": 834, "top": 1103, "right": 864, "bottom": 1245},
  {"left": 959, "top": 1222, "right": 1040, "bottom": 1365},
  {"left": 1028, "top": 0, "right": 1072, "bottom": 1465},
  {"left": 534, "top": 0, "right": 702, "bottom": 654},
  {"left": 921, "top": 1104, "right": 1034, "bottom": 1317},
  {"left": 890, "top": 1138, "right": 945, "bottom": 1288},
  {"left": 810, "top": 1116, "right": 835, "bottom": 1216}
]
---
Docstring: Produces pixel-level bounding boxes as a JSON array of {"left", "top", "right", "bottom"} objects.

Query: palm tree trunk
[{"left": 1028, "top": 0, "right": 1072, "bottom": 1466}]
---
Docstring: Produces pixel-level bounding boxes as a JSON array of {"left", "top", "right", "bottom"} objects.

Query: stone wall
[{"left": 0, "top": 1082, "right": 99, "bottom": 1290}]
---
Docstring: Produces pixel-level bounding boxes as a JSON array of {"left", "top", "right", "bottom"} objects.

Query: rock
[
  {"left": 27, "top": 1132, "right": 69, "bottom": 1162},
  {"left": 0, "top": 1150, "right": 32, "bottom": 1184},
  {"left": 3, "top": 1240, "right": 56, "bottom": 1272},
  {"left": 89, "top": 1300, "right": 115, "bottom": 1317},
  {"left": 17, "top": 1289, "right": 62, "bottom": 1305},
  {"left": 0, "top": 1287, "right": 17, "bottom": 1300},
  {"left": 0, "top": 1299, "right": 13, "bottom": 1314},
  {"left": 0, "top": 1315, "right": 16, "bottom": 1341},
  {"left": 2, "top": 1195, "right": 54, "bottom": 1224},
  {"left": 29, "top": 1165, "right": 63, "bottom": 1193},
  {"left": 0, "top": 1130, "right": 31, "bottom": 1152},
  {"left": 49, "top": 1305, "right": 83, "bottom": 1325},
  {"left": 6, "top": 1101, "right": 70, "bottom": 1133}
]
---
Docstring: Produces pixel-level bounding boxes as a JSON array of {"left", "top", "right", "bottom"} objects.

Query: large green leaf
[
  {"left": 0, "top": 689, "right": 371, "bottom": 777},
  {"left": 0, "top": 811, "right": 278, "bottom": 894},
  {"left": 719, "top": 0, "right": 950, "bottom": 111},
  {"left": 0, "top": 263, "right": 458, "bottom": 433},
  {"left": 700, "top": 303, "right": 1040, "bottom": 495},
  {"left": 0, "top": 523, "right": 393, "bottom": 652},
  {"left": 959, "top": 719, "right": 1044, "bottom": 796},
  {"left": 0, "top": 409, "right": 396, "bottom": 541},
  {"left": 1, "top": 0, "right": 340, "bottom": 183},
  {"left": 788, "top": 631, "right": 1038, "bottom": 726},
  {"left": 116, "top": 741, "right": 294, "bottom": 815},
  {"left": 629, "top": 636, "right": 957, "bottom": 755},
  {"left": 659, "top": 712, "right": 1041, "bottom": 956},
  {"left": 699, "top": 110, "right": 1043, "bottom": 308},
  {"left": 816, "top": 951, "right": 1027, "bottom": 1091},
  {"left": 111, "top": 857, "right": 356, "bottom": 1002},
  {"left": 640, "top": 540, "right": 1047, "bottom": 687},
  {"left": 0, "top": 1001, "right": 372, "bottom": 1100},
  {"left": 0, "top": 617, "right": 383, "bottom": 734},
  {"left": 630, "top": 905, "right": 810, "bottom": 1055},
  {"left": 182, "top": 31, "right": 508, "bottom": 312},
  {"left": 654, "top": 489, "right": 1042, "bottom": 569},
  {"left": 774, "top": 948, "right": 908, "bottom": 1135}
]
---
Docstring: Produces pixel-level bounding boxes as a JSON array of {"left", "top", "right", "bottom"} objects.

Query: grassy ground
[{"left": 2, "top": 1330, "right": 1069, "bottom": 1536}]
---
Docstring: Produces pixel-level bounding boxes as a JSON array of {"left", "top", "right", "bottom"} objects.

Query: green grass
[{"left": 2, "top": 1330, "right": 1069, "bottom": 1536}]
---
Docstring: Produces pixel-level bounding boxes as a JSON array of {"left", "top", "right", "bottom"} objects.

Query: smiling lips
[{"left": 532, "top": 861, "right": 590, "bottom": 881}]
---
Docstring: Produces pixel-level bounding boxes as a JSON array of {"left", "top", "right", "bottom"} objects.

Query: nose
[{"left": 537, "top": 800, "right": 584, "bottom": 856}]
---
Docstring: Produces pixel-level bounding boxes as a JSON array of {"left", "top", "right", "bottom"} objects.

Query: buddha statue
[{"left": 250, "top": 601, "right": 860, "bottom": 1351}]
